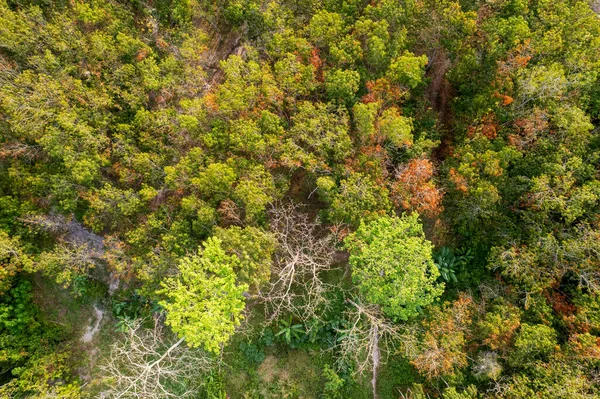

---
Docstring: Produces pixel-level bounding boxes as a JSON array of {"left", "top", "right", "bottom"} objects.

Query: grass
[
  {"left": 224, "top": 346, "right": 326, "bottom": 398},
  {"left": 222, "top": 304, "right": 326, "bottom": 398},
  {"left": 30, "top": 273, "right": 118, "bottom": 396},
  {"left": 377, "top": 356, "right": 424, "bottom": 398}
]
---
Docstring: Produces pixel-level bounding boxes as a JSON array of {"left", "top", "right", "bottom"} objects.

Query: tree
[
  {"left": 377, "top": 107, "right": 413, "bottom": 147},
  {"left": 489, "top": 224, "right": 600, "bottom": 296},
  {"left": 274, "top": 53, "right": 316, "bottom": 100},
  {"left": 0, "top": 352, "right": 81, "bottom": 399},
  {"left": 281, "top": 101, "right": 352, "bottom": 172},
  {"left": 405, "top": 294, "right": 475, "bottom": 379},
  {"left": 490, "top": 360, "right": 599, "bottom": 399},
  {"left": 35, "top": 243, "right": 100, "bottom": 288},
  {"left": 324, "top": 172, "right": 392, "bottom": 227},
  {"left": 344, "top": 213, "right": 444, "bottom": 321},
  {"left": 259, "top": 203, "right": 336, "bottom": 326},
  {"left": 3, "top": 0, "right": 600, "bottom": 396},
  {"left": 214, "top": 225, "right": 276, "bottom": 290},
  {"left": 100, "top": 318, "right": 214, "bottom": 399},
  {"left": 387, "top": 52, "right": 428, "bottom": 88},
  {"left": 232, "top": 163, "right": 278, "bottom": 223},
  {"left": 324, "top": 68, "right": 360, "bottom": 102},
  {"left": 213, "top": 55, "right": 275, "bottom": 117},
  {"left": 0, "top": 232, "right": 32, "bottom": 294},
  {"left": 308, "top": 10, "right": 346, "bottom": 50},
  {"left": 160, "top": 237, "right": 248, "bottom": 353},
  {"left": 477, "top": 302, "right": 521, "bottom": 355},
  {"left": 392, "top": 159, "right": 443, "bottom": 218},
  {"left": 444, "top": 134, "right": 520, "bottom": 244},
  {"left": 443, "top": 386, "right": 480, "bottom": 399},
  {"left": 353, "top": 102, "right": 379, "bottom": 144},
  {"left": 335, "top": 299, "right": 401, "bottom": 399},
  {"left": 0, "top": 279, "right": 79, "bottom": 398},
  {"left": 353, "top": 17, "right": 392, "bottom": 72},
  {"left": 508, "top": 323, "right": 557, "bottom": 367}
]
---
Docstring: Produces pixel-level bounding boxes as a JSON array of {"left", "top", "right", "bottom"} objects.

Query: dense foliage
[{"left": 1, "top": 0, "right": 600, "bottom": 397}]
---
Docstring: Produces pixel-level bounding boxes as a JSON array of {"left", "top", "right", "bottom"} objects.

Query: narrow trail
[
  {"left": 81, "top": 306, "right": 105, "bottom": 344},
  {"left": 427, "top": 48, "right": 455, "bottom": 161},
  {"left": 198, "top": 20, "right": 246, "bottom": 92}
]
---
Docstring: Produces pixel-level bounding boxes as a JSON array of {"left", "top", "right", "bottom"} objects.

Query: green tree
[
  {"left": 308, "top": 10, "right": 346, "bottom": 49},
  {"left": 281, "top": 101, "right": 352, "bottom": 172},
  {"left": 377, "top": 107, "right": 413, "bottom": 147},
  {"left": 324, "top": 68, "right": 360, "bottom": 102},
  {"left": 443, "top": 385, "right": 480, "bottom": 399},
  {"left": 387, "top": 51, "right": 428, "bottom": 88},
  {"left": 160, "top": 237, "right": 248, "bottom": 353},
  {"left": 344, "top": 214, "right": 444, "bottom": 320},
  {"left": 274, "top": 53, "right": 316, "bottom": 99},
  {"left": 353, "top": 102, "right": 379, "bottom": 143},
  {"left": 325, "top": 172, "right": 392, "bottom": 226},
  {"left": 0, "top": 233, "right": 32, "bottom": 294},
  {"left": 509, "top": 323, "right": 557, "bottom": 366},
  {"left": 214, "top": 225, "right": 276, "bottom": 289}
]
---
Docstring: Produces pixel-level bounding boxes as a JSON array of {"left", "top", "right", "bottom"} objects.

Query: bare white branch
[
  {"left": 335, "top": 299, "right": 401, "bottom": 399},
  {"left": 258, "top": 203, "right": 337, "bottom": 328},
  {"left": 99, "top": 318, "right": 215, "bottom": 399}
]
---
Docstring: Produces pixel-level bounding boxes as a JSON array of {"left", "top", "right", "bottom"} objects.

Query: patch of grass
[
  {"left": 223, "top": 311, "right": 327, "bottom": 399},
  {"left": 377, "top": 356, "right": 423, "bottom": 398},
  {"left": 30, "top": 273, "right": 118, "bottom": 397},
  {"left": 31, "top": 274, "right": 99, "bottom": 337}
]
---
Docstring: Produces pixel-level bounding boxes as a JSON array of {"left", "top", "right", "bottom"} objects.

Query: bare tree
[
  {"left": 335, "top": 299, "right": 401, "bottom": 399},
  {"left": 100, "top": 318, "right": 215, "bottom": 399},
  {"left": 578, "top": 270, "right": 600, "bottom": 293},
  {"left": 259, "top": 203, "right": 337, "bottom": 327}
]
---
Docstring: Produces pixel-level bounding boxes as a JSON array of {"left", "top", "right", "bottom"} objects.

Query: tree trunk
[{"left": 371, "top": 324, "right": 380, "bottom": 399}]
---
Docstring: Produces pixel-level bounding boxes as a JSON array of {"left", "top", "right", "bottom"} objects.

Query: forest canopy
[{"left": 1, "top": 0, "right": 600, "bottom": 398}]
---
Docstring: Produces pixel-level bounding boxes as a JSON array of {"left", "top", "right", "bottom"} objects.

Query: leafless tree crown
[
  {"left": 259, "top": 203, "right": 337, "bottom": 327},
  {"left": 99, "top": 318, "right": 214, "bottom": 399},
  {"left": 335, "top": 299, "right": 402, "bottom": 399}
]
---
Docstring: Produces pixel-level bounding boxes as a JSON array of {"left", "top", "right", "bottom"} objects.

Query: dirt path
[
  {"left": 199, "top": 21, "right": 246, "bottom": 92},
  {"left": 427, "top": 48, "right": 455, "bottom": 161},
  {"left": 81, "top": 306, "right": 105, "bottom": 344}
]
